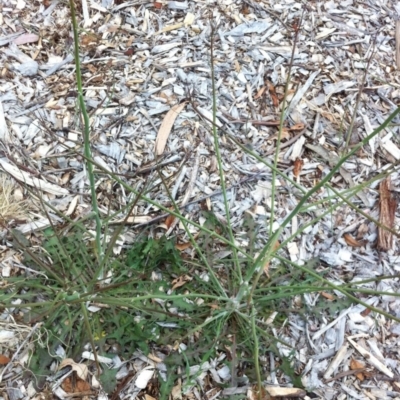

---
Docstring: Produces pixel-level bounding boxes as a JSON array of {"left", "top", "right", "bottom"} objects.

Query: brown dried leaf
[
  {"left": 254, "top": 86, "right": 267, "bottom": 99},
  {"left": 81, "top": 33, "right": 99, "bottom": 47},
  {"left": 171, "top": 275, "right": 192, "bottom": 290},
  {"left": 293, "top": 158, "right": 304, "bottom": 178},
  {"left": 171, "top": 380, "right": 182, "bottom": 399},
  {"left": 320, "top": 291, "right": 335, "bottom": 300},
  {"left": 263, "top": 241, "right": 280, "bottom": 277},
  {"left": 155, "top": 102, "right": 187, "bottom": 155},
  {"left": 175, "top": 232, "right": 199, "bottom": 251},
  {"left": 263, "top": 260, "right": 270, "bottom": 277},
  {"left": 175, "top": 241, "right": 192, "bottom": 251},
  {"left": 350, "top": 358, "right": 365, "bottom": 381},
  {"left": 273, "top": 128, "right": 291, "bottom": 141},
  {"left": 61, "top": 373, "right": 91, "bottom": 393},
  {"left": 360, "top": 307, "right": 371, "bottom": 317},
  {"left": 343, "top": 233, "right": 364, "bottom": 248},
  {"left": 165, "top": 213, "right": 175, "bottom": 229},
  {"left": 267, "top": 80, "right": 279, "bottom": 108},
  {"left": 289, "top": 123, "right": 305, "bottom": 131},
  {"left": 378, "top": 177, "right": 397, "bottom": 251},
  {"left": 0, "top": 354, "right": 10, "bottom": 365},
  {"left": 240, "top": 4, "right": 250, "bottom": 15}
]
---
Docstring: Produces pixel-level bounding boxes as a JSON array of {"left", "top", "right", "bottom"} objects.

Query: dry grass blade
[
  {"left": 154, "top": 102, "right": 187, "bottom": 156},
  {"left": 0, "top": 174, "right": 27, "bottom": 223},
  {"left": 377, "top": 177, "right": 397, "bottom": 251}
]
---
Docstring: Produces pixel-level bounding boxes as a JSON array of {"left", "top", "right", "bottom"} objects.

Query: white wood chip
[
  {"left": 135, "top": 367, "right": 155, "bottom": 389},
  {"left": 381, "top": 139, "right": 400, "bottom": 160},
  {"left": 196, "top": 107, "right": 223, "bottom": 128},
  {"left": 323, "top": 344, "right": 348, "bottom": 379}
]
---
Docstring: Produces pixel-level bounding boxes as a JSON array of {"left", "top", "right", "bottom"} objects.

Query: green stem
[
  {"left": 209, "top": 23, "right": 241, "bottom": 281},
  {"left": 250, "top": 306, "right": 262, "bottom": 399},
  {"left": 69, "top": 0, "right": 103, "bottom": 274}
]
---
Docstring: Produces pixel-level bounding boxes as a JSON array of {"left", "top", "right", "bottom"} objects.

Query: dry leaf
[
  {"left": 81, "top": 33, "right": 99, "bottom": 47},
  {"left": 378, "top": 177, "right": 397, "bottom": 251},
  {"left": 175, "top": 241, "right": 192, "bottom": 251},
  {"left": 171, "top": 275, "right": 192, "bottom": 290},
  {"left": 272, "top": 128, "right": 291, "bottom": 141},
  {"left": 61, "top": 374, "right": 91, "bottom": 393},
  {"left": 267, "top": 80, "right": 279, "bottom": 108},
  {"left": 171, "top": 380, "right": 182, "bottom": 399},
  {"left": 320, "top": 291, "right": 335, "bottom": 300},
  {"left": 155, "top": 102, "right": 187, "bottom": 155},
  {"left": 254, "top": 86, "right": 267, "bottom": 99},
  {"left": 124, "top": 47, "right": 135, "bottom": 56},
  {"left": 58, "top": 358, "right": 89, "bottom": 380},
  {"left": 165, "top": 213, "right": 175, "bottom": 229},
  {"left": 0, "top": 354, "right": 10, "bottom": 365},
  {"left": 240, "top": 4, "right": 250, "bottom": 15},
  {"left": 350, "top": 358, "right": 365, "bottom": 381},
  {"left": 176, "top": 232, "right": 199, "bottom": 250},
  {"left": 13, "top": 34, "right": 39, "bottom": 45},
  {"left": 293, "top": 158, "right": 304, "bottom": 178},
  {"left": 263, "top": 241, "right": 280, "bottom": 277},
  {"left": 289, "top": 123, "right": 306, "bottom": 131},
  {"left": 263, "top": 259, "right": 270, "bottom": 277},
  {"left": 360, "top": 307, "right": 371, "bottom": 317},
  {"left": 343, "top": 233, "right": 364, "bottom": 248},
  {"left": 147, "top": 353, "right": 163, "bottom": 363}
]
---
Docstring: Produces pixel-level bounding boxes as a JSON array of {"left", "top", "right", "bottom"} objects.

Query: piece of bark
[{"left": 377, "top": 177, "right": 397, "bottom": 251}]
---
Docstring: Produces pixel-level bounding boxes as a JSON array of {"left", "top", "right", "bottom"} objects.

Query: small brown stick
[
  {"left": 324, "top": 368, "right": 368, "bottom": 383},
  {"left": 377, "top": 177, "right": 397, "bottom": 251}
]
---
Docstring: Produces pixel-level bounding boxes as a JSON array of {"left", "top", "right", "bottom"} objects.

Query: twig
[{"left": 324, "top": 368, "right": 367, "bottom": 383}]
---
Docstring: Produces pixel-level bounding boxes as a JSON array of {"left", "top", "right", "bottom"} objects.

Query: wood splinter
[{"left": 377, "top": 177, "right": 397, "bottom": 251}]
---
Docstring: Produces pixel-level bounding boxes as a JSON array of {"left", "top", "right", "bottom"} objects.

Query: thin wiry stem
[
  {"left": 269, "top": 13, "right": 303, "bottom": 237},
  {"left": 69, "top": 0, "right": 103, "bottom": 273},
  {"left": 209, "top": 21, "right": 242, "bottom": 283}
]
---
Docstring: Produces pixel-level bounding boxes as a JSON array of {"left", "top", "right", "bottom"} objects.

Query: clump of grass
[{"left": 2, "top": 3, "right": 400, "bottom": 400}]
